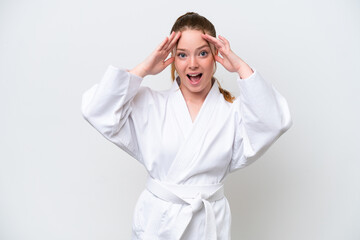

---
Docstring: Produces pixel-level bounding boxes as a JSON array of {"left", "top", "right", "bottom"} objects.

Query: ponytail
[{"left": 217, "top": 80, "right": 235, "bottom": 103}]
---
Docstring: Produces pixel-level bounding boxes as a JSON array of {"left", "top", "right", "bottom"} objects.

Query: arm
[
  {"left": 230, "top": 71, "right": 292, "bottom": 171},
  {"left": 202, "top": 34, "right": 292, "bottom": 171},
  {"left": 81, "top": 66, "right": 144, "bottom": 160},
  {"left": 81, "top": 31, "right": 181, "bottom": 162}
]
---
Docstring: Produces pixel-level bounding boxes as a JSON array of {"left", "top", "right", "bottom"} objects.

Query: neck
[{"left": 180, "top": 83, "right": 212, "bottom": 105}]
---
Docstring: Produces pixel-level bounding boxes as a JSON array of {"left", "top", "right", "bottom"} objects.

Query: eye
[
  {"left": 199, "top": 51, "right": 208, "bottom": 57},
  {"left": 177, "top": 53, "right": 186, "bottom": 58}
]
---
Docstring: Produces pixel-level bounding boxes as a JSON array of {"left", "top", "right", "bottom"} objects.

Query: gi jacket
[{"left": 82, "top": 66, "right": 292, "bottom": 239}]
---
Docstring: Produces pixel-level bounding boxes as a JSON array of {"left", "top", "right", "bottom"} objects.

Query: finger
[
  {"left": 163, "top": 31, "right": 176, "bottom": 50},
  {"left": 218, "top": 35, "right": 230, "bottom": 46},
  {"left": 203, "top": 34, "right": 230, "bottom": 55},
  {"left": 166, "top": 31, "right": 181, "bottom": 52},
  {"left": 202, "top": 34, "right": 221, "bottom": 54},
  {"left": 167, "top": 31, "right": 176, "bottom": 43},
  {"left": 214, "top": 55, "right": 224, "bottom": 65},
  {"left": 163, "top": 56, "right": 175, "bottom": 68},
  {"left": 202, "top": 34, "right": 225, "bottom": 50},
  {"left": 202, "top": 34, "right": 222, "bottom": 45},
  {"left": 218, "top": 35, "right": 230, "bottom": 51},
  {"left": 216, "top": 47, "right": 226, "bottom": 56},
  {"left": 157, "top": 36, "right": 169, "bottom": 51}
]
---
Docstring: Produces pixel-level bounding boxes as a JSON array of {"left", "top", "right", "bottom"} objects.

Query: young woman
[{"left": 82, "top": 12, "right": 291, "bottom": 240}]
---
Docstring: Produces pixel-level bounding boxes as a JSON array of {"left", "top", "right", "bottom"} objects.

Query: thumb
[
  {"left": 214, "top": 55, "right": 224, "bottom": 65},
  {"left": 163, "top": 57, "right": 175, "bottom": 68}
]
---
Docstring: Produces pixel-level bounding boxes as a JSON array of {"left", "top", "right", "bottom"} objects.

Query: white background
[{"left": 1, "top": 0, "right": 359, "bottom": 239}]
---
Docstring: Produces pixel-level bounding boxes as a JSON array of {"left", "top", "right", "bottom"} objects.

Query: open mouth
[{"left": 186, "top": 73, "right": 203, "bottom": 85}]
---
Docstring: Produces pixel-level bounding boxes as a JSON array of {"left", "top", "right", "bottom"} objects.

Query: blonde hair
[{"left": 170, "top": 12, "right": 235, "bottom": 103}]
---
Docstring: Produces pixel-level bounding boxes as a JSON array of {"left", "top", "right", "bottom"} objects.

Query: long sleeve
[
  {"left": 81, "top": 65, "right": 145, "bottom": 162},
  {"left": 229, "top": 70, "right": 292, "bottom": 172}
]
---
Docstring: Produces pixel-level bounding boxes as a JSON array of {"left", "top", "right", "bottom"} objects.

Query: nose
[{"left": 188, "top": 56, "right": 198, "bottom": 70}]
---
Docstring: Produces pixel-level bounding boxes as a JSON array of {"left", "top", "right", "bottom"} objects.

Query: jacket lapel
[
  {"left": 166, "top": 80, "right": 222, "bottom": 182},
  {"left": 170, "top": 80, "right": 193, "bottom": 139}
]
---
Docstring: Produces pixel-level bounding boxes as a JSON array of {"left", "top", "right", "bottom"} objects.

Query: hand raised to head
[
  {"left": 130, "top": 31, "right": 181, "bottom": 78},
  {"left": 201, "top": 34, "right": 253, "bottom": 79}
]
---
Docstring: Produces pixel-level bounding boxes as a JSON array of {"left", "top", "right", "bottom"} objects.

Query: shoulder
[
  {"left": 214, "top": 89, "right": 243, "bottom": 126},
  {"left": 216, "top": 86, "right": 239, "bottom": 111},
  {"left": 133, "top": 83, "right": 173, "bottom": 109},
  {"left": 211, "top": 87, "right": 240, "bottom": 123}
]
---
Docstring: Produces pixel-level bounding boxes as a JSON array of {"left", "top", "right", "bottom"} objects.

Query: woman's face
[{"left": 174, "top": 29, "right": 215, "bottom": 98}]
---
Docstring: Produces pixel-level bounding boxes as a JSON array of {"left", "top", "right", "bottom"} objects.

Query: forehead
[{"left": 176, "top": 29, "right": 209, "bottom": 49}]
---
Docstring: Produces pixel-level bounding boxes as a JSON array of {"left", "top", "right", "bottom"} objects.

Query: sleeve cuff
[
  {"left": 236, "top": 68, "right": 257, "bottom": 81},
  {"left": 109, "top": 65, "right": 145, "bottom": 80},
  {"left": 107, "top": 64, "right": 143, "bottom": 87}
]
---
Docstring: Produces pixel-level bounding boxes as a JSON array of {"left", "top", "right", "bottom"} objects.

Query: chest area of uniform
[{"left": 142, "top": 100, "right": 237, "bottom": 179}]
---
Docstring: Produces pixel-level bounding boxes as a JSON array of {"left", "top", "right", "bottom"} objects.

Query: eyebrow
[{"left": 176, "top": 44, "right": 210, "bottom": 51}]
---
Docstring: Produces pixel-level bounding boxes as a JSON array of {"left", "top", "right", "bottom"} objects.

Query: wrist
[
  {"left": 129, "top": 64, "right": 147, "bottom": 78},
  {"left": 236, "top": 62, "right": 253, "bottom": 79}
]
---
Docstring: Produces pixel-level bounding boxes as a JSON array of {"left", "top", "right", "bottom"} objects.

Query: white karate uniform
[{"left": 81, "top": 65, "right": 292, "bottom": 239}]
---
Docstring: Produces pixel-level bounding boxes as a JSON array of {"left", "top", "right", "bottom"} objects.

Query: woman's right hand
[{"left": 129, "top": 31, "right": 181, "bottom": 78}]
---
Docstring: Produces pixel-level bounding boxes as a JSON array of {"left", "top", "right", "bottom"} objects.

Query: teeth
[{"left": 188, "top": 74, "right": 201, "bottom": 77}]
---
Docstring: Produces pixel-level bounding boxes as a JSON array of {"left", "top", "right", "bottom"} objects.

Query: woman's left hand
[{"left": 202, "top": 34, "right": 253, "bottom": 79}]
